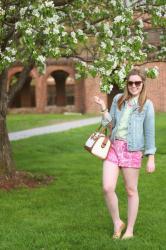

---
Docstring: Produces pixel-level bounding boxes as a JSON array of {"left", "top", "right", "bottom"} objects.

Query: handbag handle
[{"left": 96, "top": 123, "right": 112, "bottom": 137}]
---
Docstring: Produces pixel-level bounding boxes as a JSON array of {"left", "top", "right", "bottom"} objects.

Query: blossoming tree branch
[{"left": 0, "top": 0, "right": 165, "bottom": 176}]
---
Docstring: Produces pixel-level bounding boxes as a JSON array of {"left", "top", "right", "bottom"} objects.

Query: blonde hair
[{"left": 117, "top": 67, "right": 147, "bottom": 111}]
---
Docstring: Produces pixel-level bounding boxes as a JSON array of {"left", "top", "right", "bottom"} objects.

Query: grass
[
  {"left": 0, "top": 112, "right": 165, "bottom": 249},
  {"left": 7, "top": 113, "right": 98, "bottom": 132}
]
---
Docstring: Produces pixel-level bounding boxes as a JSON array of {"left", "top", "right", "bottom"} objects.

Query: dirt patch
[{"left": 0, "top": 171, "right": 54, "bottom": 191}]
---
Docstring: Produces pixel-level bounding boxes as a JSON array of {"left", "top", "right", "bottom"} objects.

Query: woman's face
[{"left": 127, "top": 75, "right": 143, "bottom": 97}]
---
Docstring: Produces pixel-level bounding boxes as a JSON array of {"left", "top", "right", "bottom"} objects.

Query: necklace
[
  {"left": 127, "top": 96, "right": 138, "bottom": 108},
  {"left": 127, "top": 100, "right": 134, "bottom": 108}
]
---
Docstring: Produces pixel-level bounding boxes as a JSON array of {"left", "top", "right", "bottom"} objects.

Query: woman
[{"left": 94, "top": 68, "right": 156, "bottom": 240}]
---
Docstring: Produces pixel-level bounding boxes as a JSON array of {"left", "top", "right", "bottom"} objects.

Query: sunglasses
[{"left": 127, "top": 81, "right": 142, "bottom": 87}]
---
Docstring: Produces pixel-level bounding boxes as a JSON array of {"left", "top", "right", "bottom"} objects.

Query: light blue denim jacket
[{"left": 102, "top": 94, "right": 156, "bottom": 155}]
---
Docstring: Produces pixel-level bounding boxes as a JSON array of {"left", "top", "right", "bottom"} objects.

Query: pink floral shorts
[{"left": 106, "top": 140, "right": 143, "bottom": 169}]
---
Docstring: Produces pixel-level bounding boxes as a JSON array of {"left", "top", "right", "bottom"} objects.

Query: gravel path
[{"left": 9, "top": 116, "right": 101, "bottom": 141}]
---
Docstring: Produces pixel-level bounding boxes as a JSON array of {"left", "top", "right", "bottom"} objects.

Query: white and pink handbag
[{"left": 84, "top": 125, "right": 112, "bottom": 160}]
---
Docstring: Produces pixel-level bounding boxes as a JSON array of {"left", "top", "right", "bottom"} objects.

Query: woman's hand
[
  {"left": 94, "top": 96, "right": 106, "bottom": 110},
  {"left": 146, "top": 155, "right": 155, "bottom": 173}
]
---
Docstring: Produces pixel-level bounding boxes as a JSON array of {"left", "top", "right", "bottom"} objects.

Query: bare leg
[
  {"left": 121, "top": 168, "right": 140, "bottom": 238},
  {"left": 103, "top": 160, "right": 123, "bottom": 232}
]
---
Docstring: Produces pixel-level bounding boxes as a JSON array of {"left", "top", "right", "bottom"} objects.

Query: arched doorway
[
  {"left": 47, "top": 70, "right": 75, "bottom": 107},
  {"left": 9, "top": 72, "right": 36, "bottom": 108}
]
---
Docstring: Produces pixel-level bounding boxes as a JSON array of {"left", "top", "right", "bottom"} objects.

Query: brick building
[{"left": 7, "top": 58, "right": 166, "bottom": 114}]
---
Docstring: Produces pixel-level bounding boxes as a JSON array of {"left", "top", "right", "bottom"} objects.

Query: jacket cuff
[
  {"left": 101, "top": 115, "right": 112, "bottom": 127},
  {"left": 144, "top": 147, "right": 157, "bottom": 156}
]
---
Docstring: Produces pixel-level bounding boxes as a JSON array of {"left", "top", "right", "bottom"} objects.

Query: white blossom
[
  {"left": 32, "top": 9, "right": 40, "bottom": 17},
  {"left": 106, "top": 55, "right": 118, "bottom": 69},
  {"left": 107, "top": 54, "right": 114, "bottom": 62},
  {"left": 128, "top": 37, "right": 134, "bottom": 45},
  {"left": 71, "top": 31, "right": 76, "bottom": 38},
  {"left": 0, "top": 0, "right": 163, "bottom": 89},
  {"left": 156, "top": 10, "right": 162, "bottom": 17},
  {"left": 73, "top": 38, "right": 78, "bottom": 43},
  {"left": 108, "top": 84, "right": 113, "bottom": 93},
  {"left": 110, "top": 0, "right": 116, "bottom": 7},
  {"left": 75, "top": 73, "right": 81, "bottom": 79},
  {"left": 0, "top": 7, "right": 5, "bottom": 15},
  {"left": 128, "top": 36, "right": 144, "bottom": 45},
  {"left": 53, "top": 27, "right": 60, "bottom": 34},
  {"left": 101, "top": 42, "right": 106, "bottom": 49},
  {"left": 15, "top": 22, "right": 22, "bottom": 29},
  {"left": 135, "top": 36, "right": 144, "bottom": 43},
  {"left": 117, "top": 66, "right": 126, "bottom": 83},
  {"left": 72, "top": 9, "right": 85, "bottom": 19},
  {"left": 120, "top": 26, "right": 125, "bottom": 32},
  {"left": 37, "top": 55, "right": 46, "bottom": 64},
  {"left": 145, "top": 66, "right": 159, "bottom": 78},
  {"left": 138, "top": 19, "right": 144, "bottom": 28},
  {"left": 62, "top": 31, "right": 67, "bottom": 37},
  {"left": 3, "top": 56, "right": 9, "bottom": 62},
  {"left": 103, "top": 23, "right": 110, "bottom": 32},
  {"left": 53, "top": 47, "right": 60, "bottom": 55},
  {"left": 43, "top": 28, "right": 50, "bottom": 35},
  {"left": 101, "top": 85, "right": 107, "bottom": 92},
  {"left": 152, "top": 67, "right": 159, "bottom": 77},
  {"left": 9, "top": 6, "right": 15, "bottom": 11},
  {"left": 94, "top": 7, "right": 100, "bottom": 13},
  {"left": 120, "top": 45, "right": 130, "bottom": 53},
  {"left": 44, "top": 14, "right": 59, "bottom": 26},
  {"left": 107, "top": 30, "right": 113, "bottom": 37},
  {"left": 80, "top": 61, "right": 87, "bottom": 67},
  {"left": 45, "top": 1, "right": 54, "bottom": 7},
  {"left": 109, "top": 40, "right": 114, "bottom": 46},
  {"left": 88, "top": 64, "right": 95, "bottom": 71},
  {"left": 105, "top": 69, "right": 112, "bottom": 76},
  {"left": 25, "top": 28, "right": 33, "bottom": 35},
  {"left": 138, "top": 50, "right": 147, "bottom": 58},
  {"left": 112, "top": 59, "right": 118, "bottom": 69},
  {"left": 77, "top": 29, "right": 84, "bottom": 36},
  {"left": 20, "top": 7, "right": 28, "bottom": 16},
  {"left": 160, "top": 47, "right": 166, "bottom": 52},
  {"left": 6, "top": 47, "right": 16, "bottom": 55},
  {"left": 100, "top": 84, "right": 113, "bottom": 94},
  {"left": 114, "top": 15, "right": 125, "bottom": 23},
  {"left": 99, "top": 67, "right": 106, "bottom": 74},
  {"left": 126, "top": 28, "right": 131, "bottom": 36},
  {"left": 4, "top": 56, "right": 14, "bottom": 63},
  {"left": 85, "top": 21, "right": 91, "bottom": 29}
]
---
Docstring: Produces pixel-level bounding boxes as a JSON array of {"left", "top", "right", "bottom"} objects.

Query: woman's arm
[
  {"left": 146, "top": 154, "right": 155, "bottom": 173},
  {"left": 143, "top": 100, "right": 156, "bottom": 173},
  {"left": 94, "top": 95, "right": 118, "bottom": 128},
  {"left": 143, "top": 100, "right": 156, "bottom": 155}
]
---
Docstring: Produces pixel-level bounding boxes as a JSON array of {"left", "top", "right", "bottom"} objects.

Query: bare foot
[
  {"left": 112, "top": 221, "right": 126, "bottom": 239},
  {"left": 121, "top": 232, "right": 134, "bottom": 240}
]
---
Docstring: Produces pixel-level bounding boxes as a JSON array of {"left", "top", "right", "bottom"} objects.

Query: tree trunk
[
  {"left": 0, "top": 114, "right": 15, "bottom": 177},
  {"left": 0, "top": 64, "right": 34, "bottom": 177},
  {"left": 0, "top": 70, "right": 15, "bottom": 177}
]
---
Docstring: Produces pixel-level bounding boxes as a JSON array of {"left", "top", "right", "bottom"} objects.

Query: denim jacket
[{"left": 102, "top": 94, "right": 156, "bottom": 155}]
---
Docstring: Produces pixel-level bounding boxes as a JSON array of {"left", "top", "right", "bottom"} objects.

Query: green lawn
[
  {"left": 7, "top": 113, "right": 98, "bottom": 132},
  {"left": 0, "top": 113, "right": 165, "bottom": 249}
]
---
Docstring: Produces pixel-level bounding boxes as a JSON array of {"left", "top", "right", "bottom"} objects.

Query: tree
[{"left": 0, "top": 0, "right": 165, "bottom": 176}]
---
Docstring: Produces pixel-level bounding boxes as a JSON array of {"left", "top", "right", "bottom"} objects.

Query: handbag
[{"left": 84, "top": 124, "right": 112, "bottom": 160}]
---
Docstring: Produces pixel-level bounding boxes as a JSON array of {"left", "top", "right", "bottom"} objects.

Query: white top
[{"left": 115, "top": 96, "right": 138, "bottom": 140}]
